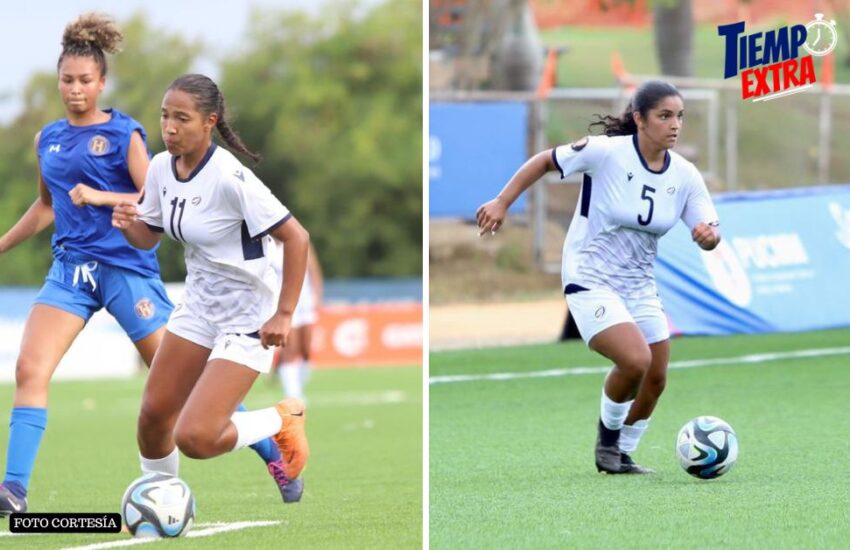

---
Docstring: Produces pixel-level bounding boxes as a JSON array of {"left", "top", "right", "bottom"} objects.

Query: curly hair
[{"left": 58, "top": 12, "right": 123, "bottom": 76}]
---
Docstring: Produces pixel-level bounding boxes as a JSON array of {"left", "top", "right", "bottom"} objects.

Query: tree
[{"left": 653, "top": 0, "right": 694, "bottom": 77}]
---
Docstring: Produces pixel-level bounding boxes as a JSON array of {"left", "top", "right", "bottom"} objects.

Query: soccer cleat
[
  {"left": 273, "top": 398, "right": 310, "bottom": 481},
  {"left": 267, "top": 459, "right": 304, "bottom": 503},
  {"left": 595, "top": 420, "right": 622, "bottom": 474},
  {"left": 618, "top": 453, "right": 655, "bottom": 474},
  {"left": 0, "top": 482, "right": 27, "bottom": 517}
]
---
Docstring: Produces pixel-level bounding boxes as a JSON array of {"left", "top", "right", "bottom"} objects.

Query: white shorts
[
  {"left": 565, "top": 286, "right": 669, "bottom": 346},
  {"left": 291, "top": 277, "right": 317, "bottom": 329},
  {"left": 167, "top": 302, "right": 275, "bottom": 373}
]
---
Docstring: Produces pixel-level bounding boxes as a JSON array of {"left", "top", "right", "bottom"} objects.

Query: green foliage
[{"left": 0, "top": 0, "right": 422, "bottom": 284}]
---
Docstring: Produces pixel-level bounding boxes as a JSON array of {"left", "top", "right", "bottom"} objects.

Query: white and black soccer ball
[
  {"left": 121, "top": 472, "right": 196, "bottom": 537},
  {"left": 676, "top": 416, "right": 738, "bottom": 480}
]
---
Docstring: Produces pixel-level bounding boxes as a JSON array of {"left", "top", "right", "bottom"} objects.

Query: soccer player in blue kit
[
  {"left": 477, "top": 81, "right": 721, "bottom": 474},
  {"left": 0, "top": 13, "right": 280, "bottom": 515}
]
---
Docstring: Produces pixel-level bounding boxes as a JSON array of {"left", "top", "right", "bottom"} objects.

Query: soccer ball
[
  {"left": 676, "top": 416, "right": 738, "bottom": 480},
  {"left": 121, "top": 472, "right": 196, "bottom": 537}
]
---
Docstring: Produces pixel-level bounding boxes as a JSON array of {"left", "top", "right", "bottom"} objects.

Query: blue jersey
[{"left": 38, "top": 108, "right": 161, "bottom": 278}]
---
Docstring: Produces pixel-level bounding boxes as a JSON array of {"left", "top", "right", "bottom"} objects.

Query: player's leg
[
  {"left": 588, "top": 323, "right": 652, "bottom": 473},
  {"left": 616, "top": 295, "right": 671, "bottom": 472},
  {"left": 279, "top": 327, "right": 306, "bottom": 399},
  {"left": 0, "top": 304, "right": 86, "bottom": 515},
  {"left": 299, "top": 323, "right": 314, "bottom": 388},
  {"left": 175, "top": 334, "right": 308, "bottom": 502},
  {"left": 566, "top": 287, "right": 651, "bottom": 474},
  {"left": 136, "top": 330, "right": 210, "bottom": 475}
]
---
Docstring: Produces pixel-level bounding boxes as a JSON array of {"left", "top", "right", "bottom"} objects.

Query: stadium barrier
[
  {"left": 656, "top": 185, "right": 850, "bottom": 335},
  {"left": 0, "top": 282, "right": 422, "bottom": 383}
]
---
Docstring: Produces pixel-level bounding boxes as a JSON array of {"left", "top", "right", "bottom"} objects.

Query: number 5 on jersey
[{"left": 638, "top": 185, "right": 655, "bottom": 226}]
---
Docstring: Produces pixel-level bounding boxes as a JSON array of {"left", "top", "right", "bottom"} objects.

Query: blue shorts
[{"left": 34, "top": 253, "right": 173, "bottom": 342}]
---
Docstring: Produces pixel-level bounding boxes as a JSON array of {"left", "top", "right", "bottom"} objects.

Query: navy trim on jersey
[
  {"left": 579, "top": 174, "right": 592, "bottom": 217},
  {"left": 552, "top": 148, "right": 564, "bottom": 179},
  {"left": 564, "top": 283, "right": 590, "bottom": 295},
  {"left": 631, "top": 134, "right": 670, "bottom": 174},
  {"left": 171, "top": 143, "right": 217, "bottom": 182},
  {"left": 241, "top": 221, "right": 265, "bottom": 260},
  {"left": 144, "top": 223, "right": 164, "bottom": 233},
  {"left": 253, "top": 213, "right": 292, "bottom": 240}
]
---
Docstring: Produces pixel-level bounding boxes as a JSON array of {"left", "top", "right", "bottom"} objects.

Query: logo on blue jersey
[
  {"left": 134, "top": 298, "right": 155, "bottom": 319},
  {"left": 48, "top": 144, "right": 61, "bottom": 153},
  {"left": 88, "top": 135, "right": 111, "bottom": 156}
]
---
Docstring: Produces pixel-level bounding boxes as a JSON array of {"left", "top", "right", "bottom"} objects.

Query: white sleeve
[
  {"left": 551, "top": 135, "right": 608, "bottom": 179},
  {"left": 680, "top": 166, "right": 719, "bottom": 230},
  {"left": 137, "top": 159, "right": 164, "bottom": 232},
  {"left": 234, "top": 168, "right": 291, "bottom": 238}
]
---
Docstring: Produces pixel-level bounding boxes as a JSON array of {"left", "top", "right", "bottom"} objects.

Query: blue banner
[
  {"left": 655, "top": 185, "right": 850, "bottom": 335},
  {"left": 429, "top": 102, "right": 528, "bottom": 218}
]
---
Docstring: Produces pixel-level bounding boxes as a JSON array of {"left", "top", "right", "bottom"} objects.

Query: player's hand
[
  {"left": 259, "top": 311, "right": 292, "bottom": 349},
  {"left": 112, "top": 201, "right": 138, "bottom": 229},
  {"left": 692, "top": 222, "right": 720, "bottom": 251},
  {"left": 476, "top": 197, "right": 508, "bottom": 236},
  {"left": 69, "top": 183, "right": 100, "bottom": 207}
]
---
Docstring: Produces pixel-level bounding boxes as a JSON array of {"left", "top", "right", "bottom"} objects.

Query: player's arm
[
  {"left": 112, "top": 199, "right": 161, "bottom": 250},
  {"left": 68, "top": 131, "right": 149, "bottom": 207},
  {"left": 476, "top": 149, "right": 557, "bottom": 236},
  {"left": 258, "top": 216, "right": 310, "bottom": 349},
  {"left": 0, "top": 132, "right": 55, "bottom": 255},
  {"left": 682, "top": 168, "right": 721, "bottom": 251}
]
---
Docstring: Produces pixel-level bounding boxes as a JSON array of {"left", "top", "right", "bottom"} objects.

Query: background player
[
  {"left": 112, "top": 73, "right": 311, "bottom": 502},
  {"left": 274, "top": 243, "right": 322, "bottom": 400},
  {"left": 476, "top": 80, "right": 720, "bottom": 474}
]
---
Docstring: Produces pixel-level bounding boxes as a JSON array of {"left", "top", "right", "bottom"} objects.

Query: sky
[{"left": 0, "top": 0, "right": 348, "bottom": 123}]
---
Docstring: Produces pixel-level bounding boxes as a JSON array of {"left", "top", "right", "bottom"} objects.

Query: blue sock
[
  {"left": 4, "top": 407, "right": 48, "bottom": 493},
  {"left": 236, "top": 404, "right": 280, "bottom": 464}
]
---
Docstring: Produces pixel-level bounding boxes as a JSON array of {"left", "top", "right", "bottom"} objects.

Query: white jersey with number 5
[
  {"left": 137, "top": 144, "right": 290, "bottom": 332},
  {"left": 553, "top": 134, "right": 718, "bottom": 299}
]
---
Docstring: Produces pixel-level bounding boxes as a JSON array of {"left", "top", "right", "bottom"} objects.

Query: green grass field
[
  {"left": 0, "top": 365, "right": 422, "bottom": 549},
  {"left": 430, "top": 328, "right": 850, "bottom": 548}
]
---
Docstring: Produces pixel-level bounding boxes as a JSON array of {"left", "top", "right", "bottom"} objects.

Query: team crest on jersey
[
  {"left": 134, "top": 298, "right": 155, "bottom": 319},
  {"left": 88, "top": 135, "right": 111, "bottom": 156},
  {"left": 594, "top": 306, "right": 606, "bottom": 319},
  {"left": 570, "top": 137, "right": 589, "bottom": 152},
  {"left": 667, "top": 186, "right": 676, "bottom": 194},
  {"left": 191, "top": 196, "right": 202, "bottom": 206}
]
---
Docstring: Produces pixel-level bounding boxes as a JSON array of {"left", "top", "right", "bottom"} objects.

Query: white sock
[
  {"left": 600, "top": 389, "right": 633, "bottom": 431},
  {"left": 619, "top": 419, "right": 650, "bottom": 453},
  {"left": 140, "top": 448, "right": 179, "bottom": 476},
  {"left": 231, "top": 407, "right": 283, "bottom": 451},
  {"left": 280, "top": 360, "right": 305, "bottom": 399}
]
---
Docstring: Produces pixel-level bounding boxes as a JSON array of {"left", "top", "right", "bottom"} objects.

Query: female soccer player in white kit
[
  {"left": 477, "top": 81, "right": 721, "bottom": 474},
  {"left": 113, "top": 74, "right": 310, "bottom": 500}
]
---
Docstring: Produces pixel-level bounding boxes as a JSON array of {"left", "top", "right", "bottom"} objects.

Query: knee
[
  {"left": 15, "top": 355, "right": 50, "bottom": 393},
  {"left": 617, "top": 349, "right": 652, "bottom": 380},
  {"left": 138, "top": 400, "right": 174, "bottom": 434},
  {"left": 174, "top": 424, "right": 215, "bottom": 459}
]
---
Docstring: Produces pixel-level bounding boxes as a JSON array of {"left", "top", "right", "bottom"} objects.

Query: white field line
[
  {"left": 429, "top": 346, "right": 850, "bottom": 385},
  {"left": 53, "top": 521, "right": 281, "bottom": 549}
]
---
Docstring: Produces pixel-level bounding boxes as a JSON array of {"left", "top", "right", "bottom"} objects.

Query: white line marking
[
  {"left": 752, "top": 83, "right": 813, "bottom": 102},
  {"left": 429, "top": 346, "right": 850, "bottom": 385},
  {"left": 59, "top": 521, "right": 281, "bottom": 549}
]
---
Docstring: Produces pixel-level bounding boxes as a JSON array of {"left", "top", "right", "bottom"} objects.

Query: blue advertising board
[
  {"left": 429, "top": 102, "right": 528, "bottom": 218},
  {"left": 655, "top": 185, "right": 850, "bottom": 335}
]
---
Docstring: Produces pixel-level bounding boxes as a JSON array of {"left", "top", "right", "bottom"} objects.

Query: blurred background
[
  {"left": 429, "top": 0, "right": 850, "bottom": 349},
  {"left": 0, "top": 0, "right": 423, "bottom": 378}
]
